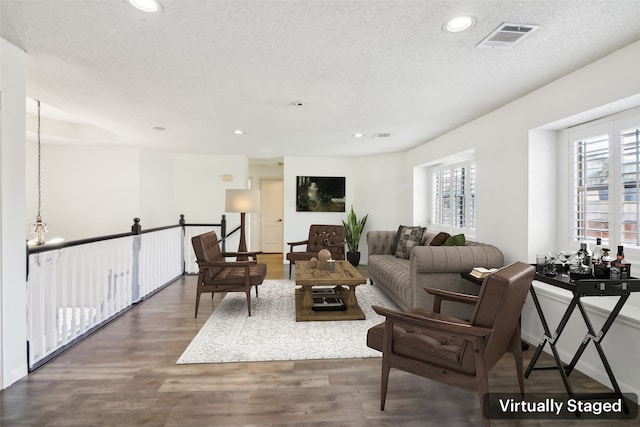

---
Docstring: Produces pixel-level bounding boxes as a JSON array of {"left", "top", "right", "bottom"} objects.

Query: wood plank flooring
[{"left": 1, "top": 254, "right": 637, "bottom": 426}]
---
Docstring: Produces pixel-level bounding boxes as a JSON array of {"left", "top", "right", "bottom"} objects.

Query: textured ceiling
[{"left": 2, "top": 0, "right": 640, "bottom": 161}]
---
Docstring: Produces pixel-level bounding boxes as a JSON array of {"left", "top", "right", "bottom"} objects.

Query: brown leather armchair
[
  {"left": 286, "top": 224, "right": 346, "bottom": 278},
  {"left": 191, "top": 231, "right": 267, "bottom": 318},
  {"left": 367, "top": 261, "right": 535, "bottom": 427}
]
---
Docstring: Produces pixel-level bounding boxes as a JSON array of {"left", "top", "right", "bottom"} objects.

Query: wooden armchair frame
[
  {"left": 368, "top": 262, "right": 535, "bottom": 426},
  {"left": 286, "top": 224, "right": 346, "bottom": 278},
  {"left": 192, "top": 232, "right": 267, "bottom": 318}
]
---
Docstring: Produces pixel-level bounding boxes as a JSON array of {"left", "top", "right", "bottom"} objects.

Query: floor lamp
[{"left": 225, "top": 189, "right": 261, "bottom": 258}]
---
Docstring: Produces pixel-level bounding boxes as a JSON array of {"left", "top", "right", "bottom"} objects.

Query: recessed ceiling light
[
  {"left": 444, "top": 16, "right": 475, "bottom": 33},
  {"left": 353, "top": 133, "right": 365, "bottom": 138},
  {"left": 127, "top": 0, "right": 162, "bottom": 13},
  {"left": 233, "top": 129, "right": 245, "bottom": 135}
]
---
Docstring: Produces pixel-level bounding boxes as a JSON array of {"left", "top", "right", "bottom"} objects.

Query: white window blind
[
  {"left": 570, "top": 111, "right": 640, "bottom": 248},
  {"left": 572, "top": 134, "right": 609, "bottom": 244},
  {"left": 619, "top": 127, "right": 640, "bottom": 246},
  {"left": 431, "top": 160, "right": 475, "bottom": 233}
]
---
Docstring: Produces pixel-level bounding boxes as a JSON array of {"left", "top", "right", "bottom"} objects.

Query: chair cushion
[
  {"left": 367, "top": 308, "right": 474, "bottom": 374},
  {"left": 206, "top": 263, "right": 267, "bottom": 285}
]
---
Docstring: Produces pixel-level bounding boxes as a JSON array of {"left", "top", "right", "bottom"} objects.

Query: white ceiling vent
[
  {"left": 477, "top": 23, "right": 540, "bottom": 49},
  {"left": 373, "top": 133, "right": 392, "bottom": 138}
]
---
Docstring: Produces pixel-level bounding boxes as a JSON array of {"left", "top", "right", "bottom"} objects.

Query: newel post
[
  {"left": 131, "top": 218, "right": 142, "bottom": 234},
  {"left": 131, "top": 217, "right": 142, "bottom": 302},
  {"left": 179, "top": 214, "right": 186, "bottom": 275},
  {"left": 221, "top": 214, "right": 227, "bottom": 252}
]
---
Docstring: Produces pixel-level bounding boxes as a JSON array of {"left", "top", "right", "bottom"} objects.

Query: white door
[{"left": 260, "top": 179, "right": 284, "bottom": 253}]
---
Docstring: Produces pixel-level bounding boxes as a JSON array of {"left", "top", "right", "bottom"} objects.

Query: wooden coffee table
[{"left": 294, "top": 260, "right": 367, "bottom": 321}]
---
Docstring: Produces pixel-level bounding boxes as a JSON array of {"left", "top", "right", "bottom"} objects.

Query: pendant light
[{"left": 29, "top": 100, "right": 48, "bottom": 246}]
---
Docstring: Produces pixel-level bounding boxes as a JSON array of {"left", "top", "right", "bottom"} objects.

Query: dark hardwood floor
[{"left": 1, "top": 254, "right": 636, "bottom": 426}]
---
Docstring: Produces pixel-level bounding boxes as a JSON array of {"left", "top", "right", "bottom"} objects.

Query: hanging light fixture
[{"left": 30, "top": 100, "right": 48, "bottom": 246}]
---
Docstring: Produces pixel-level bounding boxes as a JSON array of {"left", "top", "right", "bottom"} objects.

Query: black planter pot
[{"left": 347, "top": 251, "right": 361, "bottom": 266}]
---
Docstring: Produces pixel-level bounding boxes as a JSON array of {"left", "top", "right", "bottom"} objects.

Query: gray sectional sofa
[{"left": 366, "top": 229, "right": 504, "bottom": 319}]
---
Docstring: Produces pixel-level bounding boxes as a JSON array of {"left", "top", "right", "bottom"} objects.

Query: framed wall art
[{"left": 296, "top": 176, "right": 345, "bottom": 212}]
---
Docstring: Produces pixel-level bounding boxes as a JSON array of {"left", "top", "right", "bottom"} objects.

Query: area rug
[{"left": 176, "top": 279, "right": 399, "bottom": 364}]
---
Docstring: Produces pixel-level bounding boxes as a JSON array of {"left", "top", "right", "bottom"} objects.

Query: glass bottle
[
  {"left": 610, "top": 245, "right": 630, "bottom": 279},
  {"left": 592, "top": 238, "right": 602, "bottom": 264},
  {"left": 595, "top": 247, "right": 611, "bottom": 279},
  {"left": 577, "top": 242, "right": 592, "bottom": 268}
]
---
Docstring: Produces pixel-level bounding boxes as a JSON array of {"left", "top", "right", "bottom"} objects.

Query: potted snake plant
[{"left": 342, "top": 205, "right": 368, "bottom": 266}]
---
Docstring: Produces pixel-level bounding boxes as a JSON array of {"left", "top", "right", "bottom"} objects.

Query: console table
[{"left": 525, "top": 272, "right": 640, "bottom": 409}]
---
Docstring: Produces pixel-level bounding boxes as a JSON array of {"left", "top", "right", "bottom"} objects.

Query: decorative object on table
[
  {"left": 557, "top": 251, "right": 573, "bottom": 277},
  {"left": 342, "top": 205, "right": 368, "bottom": 266},
  {"left": 535, "top": 253, "right": 556, "bottom": 277},
  {"left": 326, "top": 259, "right": 335, "bottom": 272},
  {"left": 225, "top": 188, "right": 261, "bottom": 260},
  {"left": 569, "top": 264, "right": 591, "bottom": 280},
  {"left": 577, "top": 242, "right": 592, "bottom": 268},
  {"left": 594, "top": 247, "right": 612, "bottom": 278},
  {"left": 592, "top": 237, "right": 603, "bottom": 264},
  {"left": 295, "top": 176, "right": 346, "bottom": 212},
  {"left": 318, "top": 248, "right": 331, "bottom": 270},
  {"left": 309, "top": 257, "right": 318, "bottom": 268},
  {"left": 469, "top": 267, "right": 498, "bottom": 279},
  {"left": 610, "top": 245, "right": 631, "bottom": 279}
]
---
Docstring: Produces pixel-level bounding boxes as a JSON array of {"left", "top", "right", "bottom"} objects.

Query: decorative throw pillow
[
  {"left": 395, "top": 226, "right": 425, "bottom": 259},
  {"left": 444, "top": 233, "right": 466, "bottom": 246},
  {"left": 391, "top": 225, "right": 405, "bottom": 255},
  {"left": 430, "top": 231, "right": 451, "bottom": 246}
]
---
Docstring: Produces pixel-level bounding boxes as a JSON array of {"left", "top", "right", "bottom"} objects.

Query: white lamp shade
[{"left": 225, "top": 189, "right": 261, "bottom": 213}]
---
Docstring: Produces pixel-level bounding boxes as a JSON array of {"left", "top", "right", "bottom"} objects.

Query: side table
[{"left": 526, "top": 273, "right": 640, "bottom": 411}]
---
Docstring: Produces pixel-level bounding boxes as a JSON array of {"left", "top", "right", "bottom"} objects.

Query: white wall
[
  {"left": 173, "top": 153, "right": 248, "bottom": 250},
  {"left": 27, "top": 145, "right": 141, "bottom": 241},
  {"left": 352, "top": 153, "right": 410, "bottom": 231},
  {"left": 24, "top": 148, "right": 250, "bottom": 242},
  {"left": 0, "top": 38, "right": 28, "bottom": 388},
  {"left": 140, "top": 149, "right": 177, "bottom": 228}
]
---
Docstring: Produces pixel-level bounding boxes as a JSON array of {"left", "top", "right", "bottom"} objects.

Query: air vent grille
[
  {"left": 374, "top": 133, "right": 392, "bottom": 138},
  {"left": 477, "top": 23, "right": 540, "bottom": 49}
]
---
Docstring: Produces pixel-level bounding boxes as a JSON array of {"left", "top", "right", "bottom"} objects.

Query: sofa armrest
[
  {"left": 411, "top": 244, "right": 504, "bottom": 274},
  {"left": 366, "top": 230, "right": 397, "bottom": 255}
]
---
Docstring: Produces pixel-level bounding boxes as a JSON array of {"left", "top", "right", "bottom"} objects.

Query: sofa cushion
[
  {"left": 444, "top": 233, "right": 466, "bottom": 246},
  {"left": 430, "top": 232, "right": 451, "bottom": 246},
  {"left": 395, "top": 226, "right": 425, "bottom": 259}
]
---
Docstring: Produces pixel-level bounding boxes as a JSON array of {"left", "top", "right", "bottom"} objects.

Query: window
[
  {"left": 431, "top": 159, "right": 475, "bottom": 234},
  {"left": 571, "top": 111, "right": 640, "bottom": 248}
]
